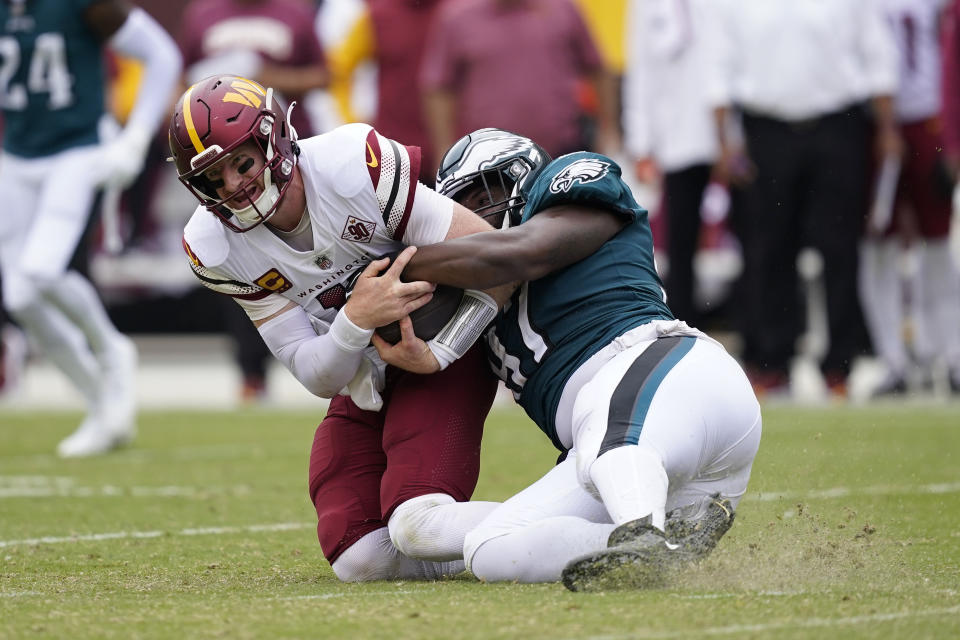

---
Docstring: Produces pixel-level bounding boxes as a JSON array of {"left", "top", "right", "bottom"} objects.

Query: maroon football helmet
[{"left": 169, "top": 75, "right": 299, "bottom": 232}]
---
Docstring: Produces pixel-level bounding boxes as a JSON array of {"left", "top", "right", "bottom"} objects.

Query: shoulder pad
[
  {"left": 183, "top": 207, "right": 231, "bottom": 267},
  {"left": 522, "top": 153, "right": 645, "bottom": 223}
]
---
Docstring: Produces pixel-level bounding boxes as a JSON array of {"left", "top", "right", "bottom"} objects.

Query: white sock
[
  {"left": 858, "top": 240, "right": 908, "bottom": 375},
  {"left": 468, "top": 516, "right": 614, "bottom": 583},
  {"left": 589, "top": 445, "right": 668, "bottom": 529},
  {"left": 9, "top": 300, "right": 100, "bottom": 408},
  {"left": 331, "top": 527, "right": 463, "bottom": 582},
  {"left": 44, "top": 270, "right": 123, "bottom": 360},
  {"left": 916, "top": 240, "right": 960, "bottom": 372},
  {"left": 388, "top": 493, "right": 499, "bottom": 561}
]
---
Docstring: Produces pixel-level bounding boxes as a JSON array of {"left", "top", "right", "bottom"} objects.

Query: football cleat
[
  {"left": 59, "top": 335, "right": 139, "bottom": 458},
  {"left": 561, "top": 515, "right": 682, "bottom": 592},
  {"left": 561, "top": 499, "right": 736, "bottom": 592},
  {"left": 57, "top": 416, "right": 132, "bottom": 458}
]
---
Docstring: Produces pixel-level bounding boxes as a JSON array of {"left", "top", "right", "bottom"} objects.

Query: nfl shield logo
[{"left": 314, "top": 254, "right": 333, "bottom": 270}]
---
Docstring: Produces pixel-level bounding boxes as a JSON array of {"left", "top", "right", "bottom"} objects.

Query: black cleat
[
  {"left": 561, "top": 516, "right": 683, "bottom": 592},
  {"left": 561, "top": 500, "right": 736, "bottom": 592}
]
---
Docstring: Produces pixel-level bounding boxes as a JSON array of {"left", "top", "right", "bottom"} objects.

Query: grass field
[{"left": 2, "top": 403, "right": 959, "bottom": 639}]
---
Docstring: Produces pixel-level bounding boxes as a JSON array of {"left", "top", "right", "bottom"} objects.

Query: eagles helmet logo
[{"left": 549, "top": 158, "right": 611, "bottom": 194}]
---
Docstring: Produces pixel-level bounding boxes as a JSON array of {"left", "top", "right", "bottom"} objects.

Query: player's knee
[
  {"left": 330, "top": 529, "right": 399, "bottom": 582},
  {"left": 387, "top": 493, "right": 454, "bottom": 558}
]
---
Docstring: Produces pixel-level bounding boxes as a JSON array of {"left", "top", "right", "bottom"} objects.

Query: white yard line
[
  {"left": 0, "top": 522, "right": 312, "bottom": 548},
  {"left": 0, "top": 476, "right": 250, "bottom": 499},
  {"left": 581, "top": 605, "right": 960, "bottom": 640},
  {"left": 747, "top": 481, "right": 960, "bottom": 502}
]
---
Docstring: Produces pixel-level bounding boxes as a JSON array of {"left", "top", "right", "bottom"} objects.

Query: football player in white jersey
[
  {"left": 0, "top": 0, "right": 181, "bottom": 456},
  {"left": 169, "top": 75, "right": 512, "bottom": 581},
  {"left": 860, "top": 0, "right": 960, "bottom": 396}
]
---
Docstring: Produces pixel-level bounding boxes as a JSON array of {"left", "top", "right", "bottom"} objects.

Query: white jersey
[
  {"left": 883, "top": 0, "right": 949, "bottom": 122},
  {"left": 182, "top": 123, "right": 454, "bottom": 406}
]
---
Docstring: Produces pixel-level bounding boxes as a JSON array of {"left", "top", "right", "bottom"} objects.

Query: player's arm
[
  {"left": 402, "top": 205, "right": 628, "bottom": 290},
  {"left": 187, "top": 244, "right": 432, "bottom": 398},
  {"left": 85, "top": 1, "right": 182, "bottom": 188}
]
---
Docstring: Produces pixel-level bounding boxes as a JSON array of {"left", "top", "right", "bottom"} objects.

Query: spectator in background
[
  {"left": 860, "top": 0, "right": 960, "bottom": 397},
  {"left": 0, "top": 0, "right": 181, "bottom": 455},
  {"left": 178, "top": 0, "right": 329, "bottom": 402},
  {"left": 420, "top": 0, "right": 618, "bottom": 161},
  {"left": 708, "top": 1, "right": 901, "bottom": 398},
  {"left": 327, "top": 0, "right": 445, "bottom": 184},
  {"left": 622, "top": 0, "right": 721, "bottom": 330}
]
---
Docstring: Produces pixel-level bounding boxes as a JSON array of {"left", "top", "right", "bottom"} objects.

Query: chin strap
[{"left": 426, "top": 290, "right": 499, "bottom": 370}]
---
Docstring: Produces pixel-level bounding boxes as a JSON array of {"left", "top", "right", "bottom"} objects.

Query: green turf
[{"left": 1, "top": 404, "right": 959, "bottom": 639}]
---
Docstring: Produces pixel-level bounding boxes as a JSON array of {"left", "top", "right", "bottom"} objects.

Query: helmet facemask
[{"left": 436, "top": 128, "right": 550, "bottom": 229}]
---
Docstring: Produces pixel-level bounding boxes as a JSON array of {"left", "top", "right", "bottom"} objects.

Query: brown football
[{"left": 376, "top": 285, "right": 464, "bottom": 344}]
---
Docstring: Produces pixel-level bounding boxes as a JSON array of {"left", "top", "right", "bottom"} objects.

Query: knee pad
[
  {"left": 330, "top": 528, "right": 398, "bottom": 582},
  {"left": 387, "top": 492, "right": 454, "bottom": 558}
]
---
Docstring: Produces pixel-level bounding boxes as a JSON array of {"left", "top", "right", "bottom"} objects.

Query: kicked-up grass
[{"left": 1, "top": 402, "right": 959, "bottom": 639}]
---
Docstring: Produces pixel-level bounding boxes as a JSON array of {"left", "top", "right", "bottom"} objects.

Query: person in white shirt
[
  {"left": 707, "top": 0, "right": 901, "bottom": 397},
  {"left": 859, "top": 0, "right": 960, "bottom": 397},
  {"left": 622, "top": 0, "right": 721, "bottom": 329},
  {"left": 169, "top": 75, "right": 510, "bottom": 581}
]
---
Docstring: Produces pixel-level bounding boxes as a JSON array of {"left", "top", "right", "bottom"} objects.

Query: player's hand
[
  {"left": 96, "top": 125, "right": 152, "bottom": 190},
  {"left": 371, "top": 317, "right": 441, "bottom": 374},
  {"left": 343, "top": 246, "right": 435, "bottom": 330}
]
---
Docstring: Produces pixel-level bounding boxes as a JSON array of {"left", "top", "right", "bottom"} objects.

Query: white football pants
[{"left": 465, "top": 326, "right": 761, "bottom": 583}]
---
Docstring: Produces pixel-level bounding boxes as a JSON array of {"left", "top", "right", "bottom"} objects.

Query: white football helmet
[{"left": 435, "top": 128, "right": 550, "bottom": 228}]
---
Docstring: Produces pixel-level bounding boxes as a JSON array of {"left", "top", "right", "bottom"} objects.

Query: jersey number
[
  {"left": 486, "top": 283, "right": 551, "bottom": 397},
  {"left": 0, "top": 33, "right": 73, "bottom": 111}
]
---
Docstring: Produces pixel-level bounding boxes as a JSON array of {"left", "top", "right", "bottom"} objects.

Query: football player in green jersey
[
  {"left": 0, "top": 1, "right": 181, "bottom": 456},
  {"left": 377, "top": 129, "right": 763, "bottom": 591}
]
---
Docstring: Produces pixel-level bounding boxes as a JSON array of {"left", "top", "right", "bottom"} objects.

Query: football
[{"left": 376, "top": 284, "right": 464, "bottom": 345}]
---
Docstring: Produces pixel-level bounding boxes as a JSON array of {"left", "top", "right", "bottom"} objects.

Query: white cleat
[
  {"left": 98, "top": 334, "right": 138, "bottom": 444},
  {"left": 57, "top": 416, "right": 130, "bottom": 458}
]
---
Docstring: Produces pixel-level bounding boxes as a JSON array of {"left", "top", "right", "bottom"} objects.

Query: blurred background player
[
  {"left": 419, "top": 0, "right": 618, "bottom": 160},
  {"left": 860, "top": 0, "right": 960, "bottom": 397},
  {"left": 0, "top": 0, "right": 180, "bottom": 456},
  {"left": 622, "top": 0, "right": 726, "bottom": 332},
  {"left": 177, "top": 0, "right": 329, "bottom": 402},
  {"left": 707, "top": 0, "right": 901, "bottom": 399}
]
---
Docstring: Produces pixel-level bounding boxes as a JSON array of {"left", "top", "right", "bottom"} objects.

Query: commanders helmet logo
[{"left": 549, "top": 158, "right": 610, "bottom": 194}]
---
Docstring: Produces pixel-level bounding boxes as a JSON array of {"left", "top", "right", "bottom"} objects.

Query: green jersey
[
  {"left": 486, "top": 152, "right": 674, "bottom": 450},
  {"left": 0, "top": 0, "right": 106, "bottom": 157}
]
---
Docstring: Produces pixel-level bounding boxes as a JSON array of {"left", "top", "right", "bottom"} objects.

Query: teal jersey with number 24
[
  {"left": 485, "top": 152, "right": 674, "bottom": 450},
  {"left": 0, "top": 0, "right": 106, "bottom": 157}
]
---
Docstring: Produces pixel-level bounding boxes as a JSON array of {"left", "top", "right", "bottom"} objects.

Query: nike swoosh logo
[{"left": 365, "top": 141, "right": 378, "bottom": 168}]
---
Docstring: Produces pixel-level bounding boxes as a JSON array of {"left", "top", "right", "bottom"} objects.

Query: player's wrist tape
[
  {"left": 426, "top": 290, "right": 498, "bottom": 370},
  {"left": 330, "top": 309, "right": 374, "bottom": 351}
]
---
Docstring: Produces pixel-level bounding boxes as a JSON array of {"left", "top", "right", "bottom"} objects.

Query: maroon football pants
[{"left": 307, "top": 344, "right": 498, "bottom": 563}]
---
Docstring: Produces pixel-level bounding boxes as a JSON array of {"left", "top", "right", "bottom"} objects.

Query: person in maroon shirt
[
  {"left": 330, "top": 0, "right": 445, "bottom": 184},
  {"left": 419, "top": 0, "right": 617, "bottom": 160},
  {"left": 179, "top": 0, "right": 327, "bottom": 138}
]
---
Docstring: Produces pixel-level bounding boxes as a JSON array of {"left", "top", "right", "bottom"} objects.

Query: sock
[
  {"left": 331, "top": 527, "right": 463, "bottom": 582},
  {"left": 468, "top": 516, "right": 614, "bottom": 583},
  {"left": 916, "top": 239, "right": 960, "bottom": 373},
  {"left": 8, "top": 300, "right": 100, "bottom": 409},
  {"left": 44, "top": 270, "right": 123, "bottom": 360},
  {"left": 858, "top": 239, "right": 908, "bottom": 375},
  {"left": 589, "top": 445, "right": 669, "bottom": 529}
]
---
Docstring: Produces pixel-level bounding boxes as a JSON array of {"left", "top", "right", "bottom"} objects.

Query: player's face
[
  {"left": 456, "top": 181, "right": 510, "bottom": 228},
  {"left": 201, "top": 140, "right": 267, "bottom": 211}
]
